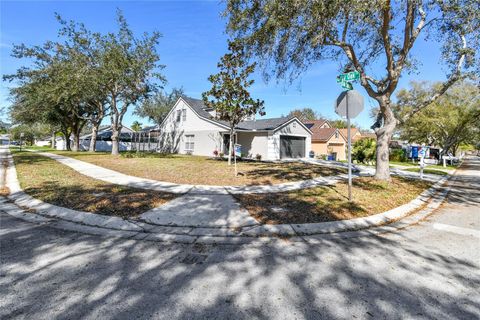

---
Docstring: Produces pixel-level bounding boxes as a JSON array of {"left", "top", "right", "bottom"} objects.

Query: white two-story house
[{"left": 157, "top": 96, "right": 312, "bottom": 160}]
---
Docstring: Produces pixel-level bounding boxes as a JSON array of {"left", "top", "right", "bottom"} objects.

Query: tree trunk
[
  {"left": 228, "top": 128, "right": 234, "bottom": 165},
  {"left": 89, "top": 123, "right": 99, "bottom": 152},
  {"left": 62, "top": 129, "right": 71, "bottom": 151},
  {"left": 51, "top": 131, "right": 56, "bottom": 149},
  {"left": 71, "top": 134, "right": 80, "bottom": 152},
  {"left": 71, "top": 122, "right": 83, "bottom": 152},
  {"left": 111, "top": 123, "right": 121, "bottom": 155},
  {"left": 374, "top": 97, "right": 397, "bottom": 181}
]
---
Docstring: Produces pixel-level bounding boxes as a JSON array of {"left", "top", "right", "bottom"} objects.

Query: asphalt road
[{"left": 1, "top": 158, "right": 479, "bottom": 320}]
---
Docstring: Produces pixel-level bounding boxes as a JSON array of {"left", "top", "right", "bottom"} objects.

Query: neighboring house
[
  {"left": 0, "top": 134, "right": 10, "bottom": 146},
  {"left": 56, "top": 126, "right": 135, "bottom": 151},
  {"left": 339, "top": 128, "right": 362, "bottom": 143},
  {"left": 304, "top": 120, "right": 378, "bottom": 161},
  {"left": 360, "top": 131, "right": 377, "bottom": 140},
  {"left": 157, "top": 97, "right": 312, "bottom": 160},
  {"left": 304, "top": 120, "right": 347, "bottom": 160},
  {"left": 34, "top": 137, "right": 52, "bottom": 147}
]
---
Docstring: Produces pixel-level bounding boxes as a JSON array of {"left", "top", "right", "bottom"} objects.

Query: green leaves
[
  {"left": 352, "top": 138, "right": 376, "bottom": 164},
  {"left": 202, "top": 40, "right": 265, "bottom": 127},
  {"left": 6, "top": 10, "right": 165, "bottom": 153},
  {"left": 287, "top": 108, "right": 320, "bottom": 121},
  {"left": 134, "top": 88, "right": 184, "bottom": 125},
  {"left": 396, "top": 81, "right": 480, "bottom": 154}
]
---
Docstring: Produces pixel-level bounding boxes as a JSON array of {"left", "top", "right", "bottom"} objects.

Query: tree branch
[
  {"left": 381, "top": 0, "right": 395, "bottom": 80},
  {"left": 403, "top": 35, "right": 468, "bottom": 121},
  {"left": 325, "top": 38, "right": 379, "bottom": 98},
  {"left": 341, "top": 10, "right": 349, "bottom": 42},
  {"left": 395, "top": 3, "right": 432, "bottom": 75}
]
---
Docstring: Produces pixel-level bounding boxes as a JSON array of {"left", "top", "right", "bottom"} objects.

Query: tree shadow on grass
[
  {"left": 235, "top": 176, "right": 433, "bottom": 224},
  {"left": 1, "top": 211, "right": 478, "bottom": 320},
  {"left": 241, "top": 162, "right": 346, "bottom": 185},
  {"left": 24, "top": 181, "right": 176, "bottom": 218},
  {"left": 10, "top": 151, "right": 52, "bottom": 166},
  {"left": 234, "top": 188, "right": 367, "bottom": 224}
]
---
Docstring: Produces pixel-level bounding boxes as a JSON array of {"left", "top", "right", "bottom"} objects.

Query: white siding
[
  {"left": 178, "top": 130, "right": 223, "bottom": 156},
  {"left": 159, "top": 99, "right": 227, "bottom": 156},
  {"left": 267, "top": 132, "right": 280, "bottom": 160},
  {"left": 269, "top": 119, "right": 312, "bottom": 160},
  {"left": 236, "top": 132, "right": 268, "bottom": 159}
]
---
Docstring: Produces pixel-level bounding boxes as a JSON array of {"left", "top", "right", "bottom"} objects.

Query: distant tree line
[
  {"left": 4, "top": 10, "right": 165, "bottom": 154},
  {"left": 286, "top": 108, "right": 359, "bottom": 129}
]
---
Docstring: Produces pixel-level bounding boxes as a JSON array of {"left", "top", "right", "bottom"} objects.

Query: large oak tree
[
  {"left": 396, "top": 81, "right": 480, "bottom": 156},
  {"left": 225, "top": 0, "right": 479, "bottom": 180},
  {"left": 97, "top": 10, "right": 165, "bottom": 155}
]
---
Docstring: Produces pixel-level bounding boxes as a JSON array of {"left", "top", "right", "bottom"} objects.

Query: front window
[
  {"left": 185, "top": 135, "right": 194, "bottom": 153},
  {"left": 176, "top": 110, "right": 181, "bottom": 122},
  {"left": 182, "top": 108, "right": 187, "bottom": 121},
  {"left": 335, "top": 131, "right": 339, "bottom": 138}
]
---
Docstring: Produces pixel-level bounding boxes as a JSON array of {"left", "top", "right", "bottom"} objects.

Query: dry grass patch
[
  {"left": 53, "top": 151, "right": 346, "bottom": 186},
  {"left": 235, "top": 176, "right": 432, "bottom": 224},
  {"left": 0, "top": 186, "right": 9, "bottom": 196},
  {"left": 12, "top": 151, "right": 176, "bottom": 218}
]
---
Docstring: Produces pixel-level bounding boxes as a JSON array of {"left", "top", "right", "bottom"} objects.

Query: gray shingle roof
[
  {"left": 181, "top": 97, "right": 215, "bottom": 120},
  {"left": 236, "top": 116, "right": 293, "bottom": 130},
  {"left": 182, "top": 96, "right": 294, "bottom": 131}
]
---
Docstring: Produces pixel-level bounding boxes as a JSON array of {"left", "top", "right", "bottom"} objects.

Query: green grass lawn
[
  {"left": 11, "top": 150, "right": 176, "bottom": 217},
  {"left": 404, "top": 168, "right": 449, "bottom": 176},
  {"left": 390, "top": 160, "right": 457, "bottom": 170},
  {"left": 389, "top": 161, "right": 418, "bottom": 167},
  {"left": 16, "top": 145, "right": 57, "bottom": 152},
  {"left": 235, "top": 176, "right": 432, "bottom": 224},
  {"left": 51, "top": 151, "right": 347, "bottom": 186}
]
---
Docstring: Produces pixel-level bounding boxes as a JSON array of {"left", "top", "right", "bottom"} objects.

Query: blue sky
[{"left": 1, "top": 1, "right": 449, "bottom": 130}]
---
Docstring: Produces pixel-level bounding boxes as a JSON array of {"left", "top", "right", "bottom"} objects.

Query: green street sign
[
  {"left": 345, "top": 70, "right": 360, "bottom": 81},
  {"left": 337, "top": 70, "right": 359, "bottom": 90}
]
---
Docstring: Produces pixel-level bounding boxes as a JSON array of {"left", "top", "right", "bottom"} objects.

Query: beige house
[{"left": 304, "top": 120, "right": 373, "bottom": 160}]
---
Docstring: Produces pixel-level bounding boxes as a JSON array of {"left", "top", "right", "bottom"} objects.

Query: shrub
[
  {"left": 389, "top": 148, "right": 407, "bottom": 162},
  {"left": 120, "top": 151, "right": 171, "bottom": 158},
  {"left": 352, "top": 138, "right": 376, "bottom": 164},
  {"left": 219, "top": 152, "right": 224, "bottom": 157},
  {"left": 255, "top": 154, "right": 262, "bottom": 161},
  {"left": 316, "top": 154, "right": 328, "bottom": 160},
  {"left": 213, "top": 150, "right": 219, "bottom": 157}
]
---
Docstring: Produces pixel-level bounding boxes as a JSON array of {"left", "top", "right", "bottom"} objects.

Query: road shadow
[{"left": 1, "top": 211, "right": 478, "bottom": 320}]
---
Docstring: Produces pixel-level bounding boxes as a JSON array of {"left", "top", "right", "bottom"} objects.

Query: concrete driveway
[{"left": 1, "top": 158, "right": 479, "bottom": 319}]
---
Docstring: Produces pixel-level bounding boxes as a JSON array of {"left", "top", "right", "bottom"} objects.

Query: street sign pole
[
  {"left": 347, "top": 96, "right": 352, "bottom": 202},
  {"left": 335, "top": 72, "right": 364, "bottom": 203}
]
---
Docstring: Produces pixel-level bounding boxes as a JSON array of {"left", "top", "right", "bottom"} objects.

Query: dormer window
[
  {"left": 176, "top": 110, "right": 181, "bottom": 122},
  {"left": 335, "top": 130, "right": 339, "bottom": 138},
  {"left": 182, "top": 108, "right": 186, "bottom": 121},
  {"left": 293, "top": 122, "right": 297, "bottom": 128}
]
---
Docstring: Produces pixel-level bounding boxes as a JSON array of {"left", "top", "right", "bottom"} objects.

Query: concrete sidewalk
[
  {"left": 1, "top": 146, "right": 451, "bottom": 244},
  {"left": 35, "top": 151, "right": 348, "bottom": 194}
]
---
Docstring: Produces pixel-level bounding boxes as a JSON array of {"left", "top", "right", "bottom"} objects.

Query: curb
[{"left": 1, "top": 147, "right": 452, "bottom": 245}]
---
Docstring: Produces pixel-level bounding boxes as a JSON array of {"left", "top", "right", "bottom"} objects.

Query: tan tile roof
[
  {"left": 311, "top": 128, "right": 341, "bottom": 142},
  {"left": 303, "top": 119, "right": 329, "bottom": 129},
  {"left": 360, "top": 131, "right": 377, "bottom": 139},
  {"left": 339, "top": 128, "right": 361, "bottom": 141}
]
